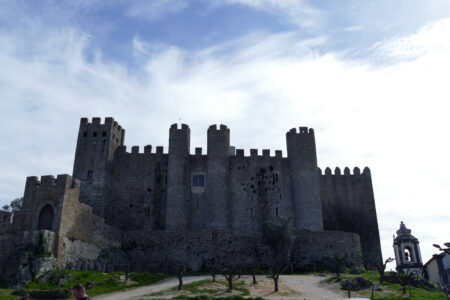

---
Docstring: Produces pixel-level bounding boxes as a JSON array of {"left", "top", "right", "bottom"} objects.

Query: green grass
[
  {"left": 20, "top": 270, "right": 168, "bottom": 297},
  {"left": 323, "top": 269, "right": 449, "bottom": 300}
]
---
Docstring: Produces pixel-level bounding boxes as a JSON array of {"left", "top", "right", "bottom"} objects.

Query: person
[
  {"left": 72, "top": 284, "right": 90, "bottom": 300},
  {"left": 20, "top": 292, "right": 30, "bottom": 300}
]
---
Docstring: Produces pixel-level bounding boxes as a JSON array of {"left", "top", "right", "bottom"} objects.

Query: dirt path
[
  {"left": 93, "top": 276, "right": 209, "bottom": 300},
  {"left": 92, "top": 275, "right": 347, "bottom": 300},
  {"left": 275, "top": 275, "right": 345, "bottom": 300}
]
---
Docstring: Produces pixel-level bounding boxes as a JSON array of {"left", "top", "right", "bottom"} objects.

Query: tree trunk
[
  {"left": 227, "top": 275, "right": 233, "bottom": 292},
  {"left": 379, "top": 272, "right": 384, "bottom": 284},
  {"left": 273, "top": 276, "right": 279, "bottom": 292},
  {"left": 178, "top": 276, "right": 183, "bottom": 291},
  {"left": 252, "top": 269, "right": 257, "bottom": 284},
  {"left": 402, "top": 286, "right": 406, "bottom": 295},
  {"left": 212, "top": 273, "right": 216, "bottom": 283}
]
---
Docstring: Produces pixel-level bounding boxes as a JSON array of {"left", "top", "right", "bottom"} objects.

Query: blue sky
[{"left": 1, "top": 0, "right": 450, "bottom": 268}]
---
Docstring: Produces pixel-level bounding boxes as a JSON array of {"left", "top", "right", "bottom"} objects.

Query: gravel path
[{"left": 92, "top": 274, "right": 346, "bottom": 300}]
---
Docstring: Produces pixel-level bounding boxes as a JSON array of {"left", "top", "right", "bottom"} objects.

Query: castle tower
[
  {"left": 393, "top": 221, "right": 423, "bottom": 274},
  {"left": 286, "top": 127, "right": 323, "bottom": 231},
  {"left": 206, "top": 124, "right": 231, "bottom": 229},
  {"left": 72, "top": 117, "right": 125, "bottom": 217},
  {"left": 166, "top": 124, "right": 191, "bottom": 229}
]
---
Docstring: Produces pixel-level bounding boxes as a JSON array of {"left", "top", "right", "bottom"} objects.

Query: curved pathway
[{"left": 92, "top": 274, "right": 346, "bottom": 300}]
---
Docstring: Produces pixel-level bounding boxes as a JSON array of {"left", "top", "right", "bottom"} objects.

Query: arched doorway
[{"left": 37, "top": 204, "right": 54, "bottom": 230}]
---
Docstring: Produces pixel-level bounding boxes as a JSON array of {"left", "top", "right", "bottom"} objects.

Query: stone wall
[
  {"left": 0, "top": 230, "right": 56, "bottom": 285},
  {"left": 122, "top": 229, "right": 362, "bottom": 272},
  {"left": 320, "top": 167, "right": 383, "bottom": 267},
  {"left": 0, "top": 210, "right": 13, "bottom": 233},
  {"left": 72, "top": 117, "right": 125, "bottom": 217}
]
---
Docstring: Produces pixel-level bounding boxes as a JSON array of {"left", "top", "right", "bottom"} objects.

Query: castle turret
[
  {"left": 72, "top": 117, "right": 125, "bottom": 217},
  {"left": 206, "top": 124, "right": 231, "bottom": 229},
  {"left": 286, "top": 127, "right": 323, "bottom": 231},
  {"left": 166, "top": 124, "right": 191, "bottom": 229}
]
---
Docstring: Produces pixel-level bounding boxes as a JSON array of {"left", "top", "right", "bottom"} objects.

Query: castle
[{"left": 0, "top": 117, "right": 382, "bottom": 284}]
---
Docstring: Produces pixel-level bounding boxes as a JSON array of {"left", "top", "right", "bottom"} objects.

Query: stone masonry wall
[
  {"left": 122, "top": 229, "right": 362, "bottom": 272},
  {"left": 320, "top": 167, "right": 383, "bottom": 268}
]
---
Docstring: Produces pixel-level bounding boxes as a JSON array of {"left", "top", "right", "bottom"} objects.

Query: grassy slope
[{"left": 325, "top": 270, "right": 448, "bottom": 300}]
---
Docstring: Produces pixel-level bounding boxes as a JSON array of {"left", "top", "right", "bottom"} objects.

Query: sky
[{"left": 0, "top": 0, "right": 449, "bottom": 269}]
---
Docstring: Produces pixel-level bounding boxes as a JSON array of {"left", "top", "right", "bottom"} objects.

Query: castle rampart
[{"left": 320, "top": 166, "right": 382, "bottom": 267}]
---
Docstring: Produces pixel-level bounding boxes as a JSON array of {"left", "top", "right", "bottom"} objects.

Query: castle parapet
[{"left": 321, "top": 167, "right": 370, "bottom": 176}]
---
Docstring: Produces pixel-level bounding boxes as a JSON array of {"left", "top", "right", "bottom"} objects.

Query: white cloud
[
  {"left": 124, "top": 0, "right": 189, "bottom": 21},
  {"left": 1, "top": 15, "right": 449, "bottom": 266},
  {"left": 224, "top": 0, "right": 323, "bottom": 29},
  {"left": 375, "top": 18, "right": 450, "bottom": 60}
]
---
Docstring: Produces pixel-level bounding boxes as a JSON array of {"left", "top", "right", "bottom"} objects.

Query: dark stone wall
[
  {"left": 108, "top": 146, "right": 168, "bottom": 230},
  {"left": 286, "top": 127, "right": 323, "bottom": 231},
  {"left": 320, "top": 167, "right": 383, "bottom": 268},
  {"left": 72, "top": 117, "right": 124, "bottom": 217},
  {"left": 122, "top": 229, "right": 362, "bottom": 272}
]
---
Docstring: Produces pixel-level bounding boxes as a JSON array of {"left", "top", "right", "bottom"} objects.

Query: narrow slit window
[
  {"left": 87, "top": 170, "right": 93, "bottom": 179},
  {"left": 276, "top": 207, "right": 278, "bottom": 216}
]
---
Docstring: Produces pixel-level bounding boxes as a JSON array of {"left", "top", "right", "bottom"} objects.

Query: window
[
  {"left": 192, "top": 174, "right": 205, "bottom": 187},
  {"left": 276, "top": 207, "right": 278, "bottom": 217},
  {"left": 83, "top": 132, "right": 87, "bottom": 137},
  {"left": 102, "top": 131, "right": 107, "bottom": 137},
  {"left": 93, "top": 132, "right": 97, "bottom": 137},
  {"left": 191, "top": 173, "right": 206, "bottom": 193},
  {"left": 87, "top": 171, "right": 93, "bottom": 179}
]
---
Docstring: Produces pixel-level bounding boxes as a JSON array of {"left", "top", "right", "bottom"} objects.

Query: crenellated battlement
[
  {"left": 115, "top": 145, "right": 165, "bottom": 155},
  {"left": 25, "top": 174, "right": 80, "bottom": 189},
  {"left": 170, "top": 123, "right": 190, "bottom": 132},
  {"left": 208, "top": 124, "right": 229, "bottom": 132},
  {"left": 286, "top": 126, "right": 315, "bottom": 136},
  {"left": 233, "top": 148, "right": 284, "bottom": 158},
  {"left": 80, "top": 117, "right": 123, "bottom": 130},
  {"left": 320, "top": 167, "right": 371, "bottom": 176}
]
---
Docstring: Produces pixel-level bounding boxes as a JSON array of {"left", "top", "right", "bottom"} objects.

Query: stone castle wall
[
  {"left": 122, "top": 229, "right": 362, "bottom": 272},
  {"left": 320, "top": 167, "right": 383, "bottom": 267}
]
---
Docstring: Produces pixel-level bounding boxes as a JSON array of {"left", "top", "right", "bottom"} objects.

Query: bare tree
[
  {"left": 375, "top": 257, "right": 394, "bottom": 284},
  {"left": 263, "top": 216, "right": 295, "bottom": 292},
  {"left": 222, "top": 262, "right": 241, "bottom": 292},
  {"left": 433, "top": 243, "right": 450, "bottom": 254},
  {"left": 204, "top": 256, "right": 221, "bottom": 283},
  {"left": 164, "top": 251, "right": 187, "bottom": 291}
]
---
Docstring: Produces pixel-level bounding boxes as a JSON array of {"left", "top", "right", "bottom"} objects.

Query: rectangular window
[
  {"left": 87, "top": 171, "right": 93, "bottom": 179},
  {"left": 192, "top": 174, "right": 205, "bottom": 187}
]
